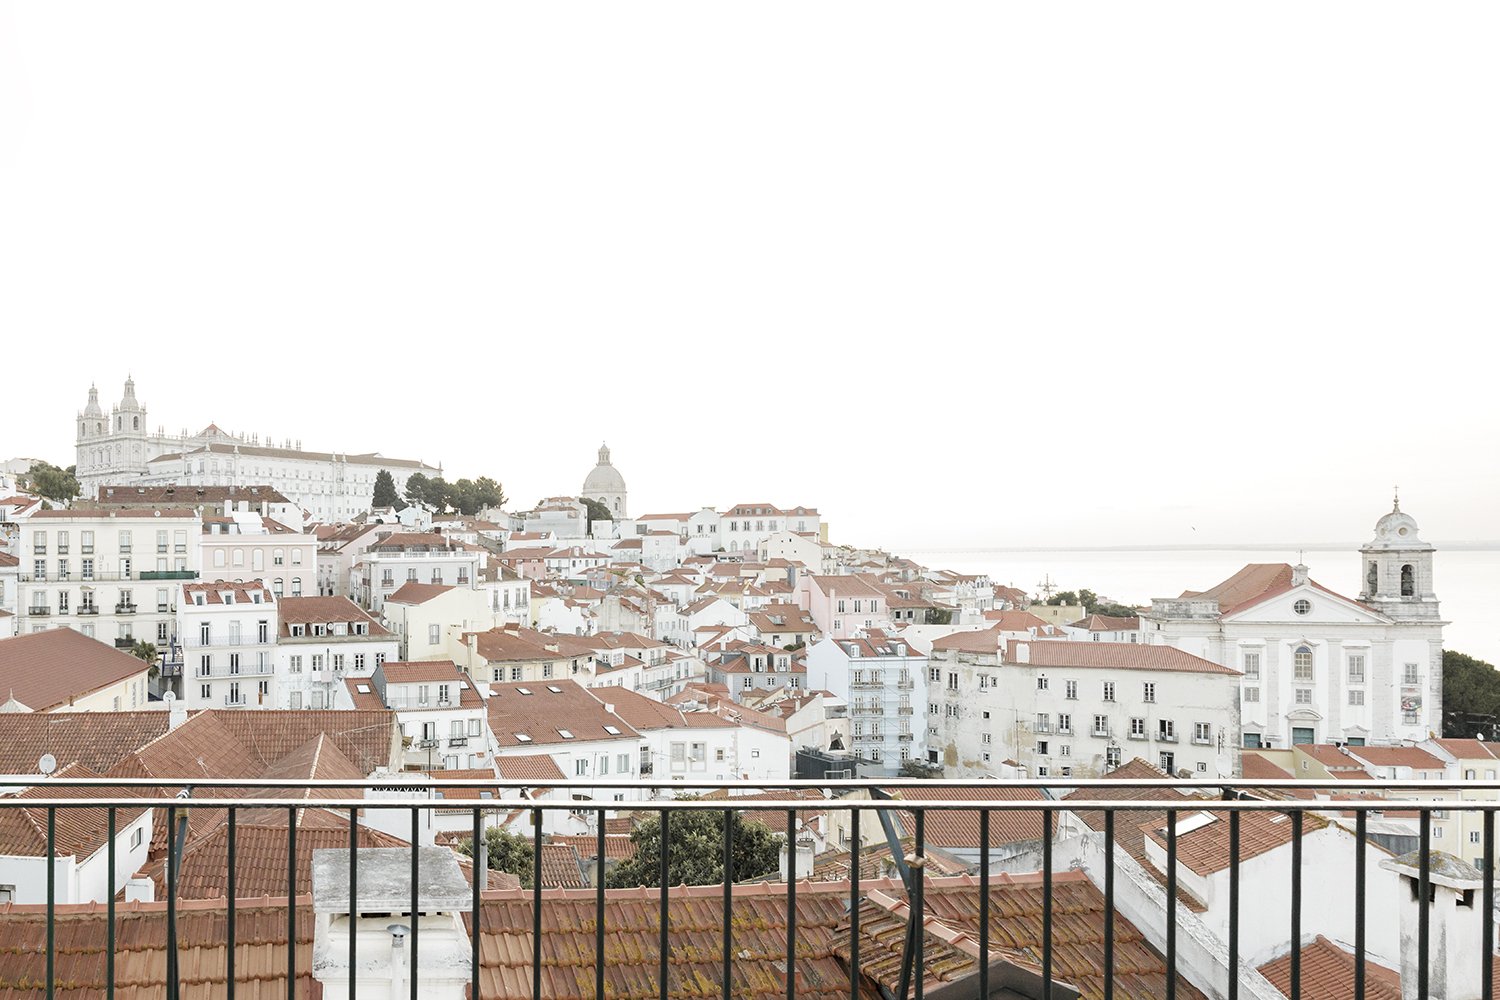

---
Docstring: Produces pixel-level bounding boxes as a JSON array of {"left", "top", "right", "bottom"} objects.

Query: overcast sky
[{"left": 1, "top": 3, "right": 1496, "bottom": 551}]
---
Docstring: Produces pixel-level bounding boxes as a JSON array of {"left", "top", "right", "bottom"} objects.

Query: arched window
[
  {"left": 273, "top": 578, "right": 284, "bottom": 597},
  {"left": 1293, "top": 646, "right": 1314, "bottom": 681},
  {"left": 132, "top": 416, "right": 139, "bottom": 430},
  {"left": 291, "top": 577, "right": 302, "bottom": 596},
  {"left": 1367, "top": 561, "right": 1378, "bottom": 596},
  {"left": 1401, "top": 564, "right": 1415, "bottom": 597}
]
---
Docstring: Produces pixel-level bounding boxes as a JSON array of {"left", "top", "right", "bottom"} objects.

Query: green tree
[
  {"left": 404, "top": 473, "right": 432, "bottom": 509},
  {"left": 456, "top": 827, "right": 536, "bottom": 889},
  {"left": 471, "top": 476, "right": 506, "bottom": 511},
  {"left": 580, "top": 497, "right": 613, "bottom": 531},
  {"left": 899, "top": 760, "right": 942, "bottom": 779},
  {"left": 1442, "top": 650, "right": 1500, "bottom": 738},
  {"left": 23, "top": 462, "right": 80, "bottom": 505},
  {"left": 373, "top": 470, "right": 405, "bottom": 511},
  {"left": 606, "top": 805, "right": 783, "bottom": 888},
  {"left": 130, "top": 640, "right": 160, "bottom": 679},
  {"left": 924, "top": 608, "right": 953, "bottom": 625}
]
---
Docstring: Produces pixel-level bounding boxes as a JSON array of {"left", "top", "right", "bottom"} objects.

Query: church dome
[
  {"left": 83, "top": 384, "right": 103, "bottom": 418},
  {"left": 1366, "top": 494, "right": 1432, "bottom": 551},
  {"left": 582, "top": 443, "right": 626, "bottom": 494}
]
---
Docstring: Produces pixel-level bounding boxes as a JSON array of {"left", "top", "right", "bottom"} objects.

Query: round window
[
  {"left": 1398, "top": 526, "right": 1409, "bottom": 536},
  {"left": 1293, "top": 599, "right": 1311, "bottom": 615}
]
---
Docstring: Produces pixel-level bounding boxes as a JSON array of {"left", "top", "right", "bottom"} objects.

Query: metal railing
[{"left": 7, "top": 775, "right": 1500, "bottom": 1000}]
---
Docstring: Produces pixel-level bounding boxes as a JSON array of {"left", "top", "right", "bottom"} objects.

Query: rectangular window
[
  {"left": 1035, "top": 713, "right": 1050, "bottom": 733},
  {"left": 1347, "top": 654, "right": 1366, "bottom": 684},
  {"left": 1064, "top": 680, "right": 1077, "bottom": 700},
  {"left": 1159, "top": 752, "right": 1175, "bottom": 773},
  {"left": 1245, "top": 686, "right": 1260, "bottom": 703},
  {"left": 1106, "top": 747, "right": 1121, "bottom": 769},
  {"left": 1057, "top": 713, "right": 1072, "bottom": 734},
  {"left": 1102, "top": 682, "right": 1115, "bottom": 702},
  {"left": 1295, "top": 688, "right": 1313, "bottom": 705},
  {"left": 1037, "top": 676, "right": 1048, "bottom": 691},
  {"left": 1193, "top": 722, "right": 1211, "bottom": 743},
  {"left": 1142, "top": 682, "right": 1156, "bottom": 703},
  {"left": 1036, "top": 740, "right": 1049, "bottom": 756},
  {"left": 1404, "top": 663, "right": 1420, "bottom": 685},
  {"left": 1130, "top": 717, "right": 1146, "bottom": 738},
  {"left": 1243, "top": 652, "right": 1260, "bottom": 679},
  {"left": 1157, "top": 719, "right": 1175, "bottom": 740},
  {"left": 1092, "top": 715, "right": 1110, "bottom": 737},
  {"left": 428, "top": 624, "right": 440, "bottom": 645},
  {"left": 1348, "top": 689, "right": 1366, "bottom": 706},
  {"left": 1294, "top": 649, "right": 1315, "bottom": 682}
]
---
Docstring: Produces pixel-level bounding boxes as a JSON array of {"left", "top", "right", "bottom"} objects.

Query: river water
[{"left": 902, "top": 547, "right": 1500, "bottom": 665}]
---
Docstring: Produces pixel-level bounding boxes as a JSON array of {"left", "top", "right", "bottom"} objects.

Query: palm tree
[{"left": 130, "top": 640, "right": 161, "bottom": 679}]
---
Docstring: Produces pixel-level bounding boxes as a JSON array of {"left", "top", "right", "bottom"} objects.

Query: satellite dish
[
  {"left": 38, "top": 754, "right": 57, "bottom": 776},
  {"left": 163, "top": 691, "right": 176, "bottom": 704}
]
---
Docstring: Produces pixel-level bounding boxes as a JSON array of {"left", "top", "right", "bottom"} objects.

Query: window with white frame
[
  {"left": 1347, "top": 654, "right": 1366, "bottom": 684},
  {"left": 1349, "top": 690, "right": 1365, "bottom": 706},
  {"left": 1293, "top": 646, "right": 1314, "bottom": 681},
  {"left": 1243, "top": 652, "right": 1261, "bottom": 679}
]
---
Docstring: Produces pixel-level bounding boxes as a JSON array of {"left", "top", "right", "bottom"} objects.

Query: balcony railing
[
  {"left": 183, "top": 636, "right": 273, "bottom": 648},
  {"left": 115, "top": 603, "right": 137, "bottom": 614},
  {"left": 140, "top": 569, "right": 197, "bottom": 580},
  {"left": 6, "top": 774, "right": 1496, "bottom": 1000}
]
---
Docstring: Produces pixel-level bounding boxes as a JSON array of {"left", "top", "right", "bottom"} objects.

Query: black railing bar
[
  {"left": 228, "top": 808, "right": 237, "bottom": 1000},
  {"left": 914, "top": 812, "right": 925, "bottom": 1000},
  {"left": 1166, "top": 807, "right": 1177, "bottom": 1000},
  {"left": 47, "top": 806, "right": 55, "bottom": 1000},
  {"left": 1103, "top": 810, "right": 1114, "bottom": 1000},
  {"left": 849, "top": 807, "right": 860, "bottom": 1000},
  {"left": 107, "top": 806, "right": 116, "bottom": 1000},
  {"left": 1354, "top": 809, "right": 1365, "bottom": 1000},
  {"left": 1043, "top": 808, "right": 1053, "bottom": 1000},
  {"left": 1484, "top": 810, "right": 1494, "bottom": 1000},
  {"left": 410, "top": 807, "right": 419, "bottom": 1000},
  {"left": 659, "top": 809, "right": 670, "bottom": 1000},
  {"left": 598, "top": 807, "right": 607, "bottom": 1000},
  {"left": 979, "top": 809, "right": 989, "bottom": 1000},
  {"left": 1227, "top": 809, "right": 1239, "bottom": 1000},
  {"left": 11, "top": 795, "right": 1493, "bottom": 812},
  {"left": 532, "top": 809, "right": 543, "bottom": 1000},
  {"left": 1290, "top": 810, "right": 1301, "bottom": 1000},
  {"left": 167, "top": 804, "right": 179, "bottom": 1000},
  {"left": 787, "top": 808, "right": 797, "bottom": 1000},
  {"left": 25, "top": 775, "right": 1500, "bottom": 791},
  {"left": 288, "top": 806, "right": 297, "bottom": 1000},
  {"left": 1418, "top": 810, "right": 1430, "bottom": 999},
  {"left": 349, "top": 807, "right": 358, "bottom": 1000}
]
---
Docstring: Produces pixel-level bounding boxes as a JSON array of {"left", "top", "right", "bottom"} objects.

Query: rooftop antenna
[{"left": 1036, "top": 574, "right": 1057, "bottom": 600}]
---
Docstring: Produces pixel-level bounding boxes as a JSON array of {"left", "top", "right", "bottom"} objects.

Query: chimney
[
  {"left": 1380, "top": 850, "right": 1486, "bottom": 1000},
  {"left": 779, "top": 835, "right": 815, "bottom": 882},
  {"left": 167, "top": 692, "right": 187, "bottom": 730},
  {"left": 312, "top": 848, "right": 474, "bottom": 1000}
]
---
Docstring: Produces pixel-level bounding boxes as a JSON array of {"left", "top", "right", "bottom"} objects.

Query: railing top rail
[
  {"left": 9, "top": 775, "right": 1498, "bottom": 792},
  {"left": 2, "top": 794, "right": 1496, "bottom": 813}
]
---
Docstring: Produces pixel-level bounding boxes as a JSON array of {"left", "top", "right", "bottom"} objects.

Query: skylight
[
  {"left": 515, "top": 734, "right": 533, "bottom": 742},
  {"left": 517, "top": 687, "right": 533, "bottom": 695},
  {"left": 603, "top": 725, "right": 621, "bottom": 736},
  {"left": 547, "top": 686, "right": 562, "bottom": 693},
  {"left": 355, "top": 684, "right": 371, "bottom": 694},
  {"left": 558, "top": 729, "right": 574, "bottom": 739}
]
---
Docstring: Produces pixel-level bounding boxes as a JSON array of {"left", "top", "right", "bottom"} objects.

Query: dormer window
[{"left": 193, "top": 593, "right": 205, "bottom": 606}]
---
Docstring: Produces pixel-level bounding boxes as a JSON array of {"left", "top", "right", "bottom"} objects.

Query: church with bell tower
[
  {"left": 1358, "top": 490, "right": 1441, "bottom": 622},
  {"left": 75, "top": 377, "right": 246, "bottom": 498}
]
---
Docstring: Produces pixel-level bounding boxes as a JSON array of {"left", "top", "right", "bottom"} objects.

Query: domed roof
[
  {"left": 1365, "top": 493, "right": 1433, "bottom": 551},
  {"left": 582, "top": 443, "right": 626, "bottom": 494},
  {"left": 83, "top": 384, "right": 103, "bottom": 418}
]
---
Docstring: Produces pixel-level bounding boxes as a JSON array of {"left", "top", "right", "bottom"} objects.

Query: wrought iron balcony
[{"left": 4, "top": 775, "right": 1493, "bottom": 1000}]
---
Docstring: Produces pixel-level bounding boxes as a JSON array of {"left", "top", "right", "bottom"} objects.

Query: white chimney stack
[
  {"left": 1380, "top": 850, "right": 1486, "bottom": 1000},
  {"left": 312, "top": 848, "right": 474, "bottom": 1000}
]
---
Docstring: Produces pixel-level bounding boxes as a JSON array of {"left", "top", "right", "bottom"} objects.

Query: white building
[
  {"left": 484, "top": 679, "right": 643, "bottom": 802},
  {"left": 344, "top": 660, "right": 489, "bottom": 771},
  {"left": 607, "top": 688, "right": 791, "bottom": 788},
  {"left": 275, "top": 595, "right": 399, "bottom": 710},
  {"left": 354, "top": 533, "right": 479, "bottom": 614},
  {"left": 720, "top": 503, "right": 820, "bottom": 555},
  {"left": 929, "top": 634, "right": 1241, "bottom": 778},
  {"left": 804, "top": 630, "right": 927, "bottom": 774},
  {"left": 75, "top": 378, "right": 439, "bottom": 520},
  {"left": 1143, "top": 501, "right": 1444, "bottom": 748},
  {"left": 200, "top": 511, "right": 317, "bottom": 600},
  {"left": 16, "top": 508, "right": 201, "bottom": 652},
  {"left": 175, "top": 580, "right": 278, "bottom": 710}
]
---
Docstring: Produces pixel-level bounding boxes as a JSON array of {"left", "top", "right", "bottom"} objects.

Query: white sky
[{"left": 1, "top": 3, "right": 1496, "bottom": 550}]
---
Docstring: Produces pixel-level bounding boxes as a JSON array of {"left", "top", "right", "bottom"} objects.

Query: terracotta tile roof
[
  {"left": 0, "top": 552, "right": 21, "bottom": 567},
  {"left": 538, "top": 842, "right": 587, "bottom": 888},
  {"left": 1257, "top": 935, "right": 1402, "bottom": 1000},
  {"left": 1064, "top": 758, "right": 1196, "bottom": 867},
  {"left": 0, "top": 896, "right": 315, "bottom": 997},
  {"left": 276, "top": 596, "right": 390, "bottom": 636},
  {"left": 495, "top": 754, "right": 567, "bottom": 782},
  {"left": 1349, "top": 746, "right": 1445, "bottom": 771},
  {"left": 1067, "top": 614, "right": 1141, "bottom": 632},
  {"left": 889, "top": 785, "right": 1048, "bottom": 851},
  {"left": 1239, "top": 754, "right": 1293, "bottom": 780},
  {"left": 930, "top": 626, "right": 1005, "bottom": 654},
  {"left": 203, "top": 709, "right": 401, "bottom": 774},
  {"left": 1298, "top": 744, "right": 1365, "bottom": 767},
  {"left": 1004, "top": 639, "right": 1240, "bottom": 675},
  {"left": 1141, "top": 808, "right": 1328, "bottom": 877},
  {"left": 0, "top": 628, "right": 152, "bottom": 712},
  {"left": 384, "top": 581, "right": 455, "bottom": 605},
  {"left": 138, "top": 811, "right": 410, "bottom": 899},
  {"left": 811, "top": 838, "right": 971, "bottom": 882},
  {"left": 486, "top": 679, "right": 639, "bottom": 747},
  {"left": 550, "top": 833, "right": 636, "bottom": 861},
  {"left": 180, "top": 580, "right": 274, "bottom": 605},
  {"left": 808, "top": 575, "right": 886, "bottom": 598},
  {"left": 29, "top": 507, "right": 199, "bottom": 520},
  {"left": 981, "top": 610, "right": 1054, "bottom": 631},
  {"left": 379, "top": 659, "right": 466, "bottom": 684},
  {"left": 1178, "top": 562, "right": 1373, "bottom": 618},
  {"left": 1432, "top": 738, "right": 1500, "bottom": 761},
  {"left": 0, "top": 764, "right": 151, "bottom": 859},
  {"left": 0, "top": 712, "right": 172, "bottom": 775}
]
